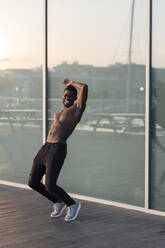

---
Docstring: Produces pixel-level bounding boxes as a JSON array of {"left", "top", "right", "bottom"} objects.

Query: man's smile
[{"left": 64, "top": 99, "right": 72, "bottom": 105}]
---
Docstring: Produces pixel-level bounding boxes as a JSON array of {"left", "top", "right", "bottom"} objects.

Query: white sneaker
[
  {"left": 65, "top": 201, "right": 81, "bottom": 222},
  {"left": 50, "top": 202, "right": 67, "bottom": 218}
]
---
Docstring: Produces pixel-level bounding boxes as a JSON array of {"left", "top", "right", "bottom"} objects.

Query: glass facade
[
  {"left": 0, "top": 0, "right": 165, "bottom": 213},
  {"left": 150, "top": 1, "right": 165, "bottom": 211},
  {"left": 0, "top": 1, "right": 43, "bottom": 183},
  {"left": 48, "top": 0, "right": 146, "bottom": 206}
]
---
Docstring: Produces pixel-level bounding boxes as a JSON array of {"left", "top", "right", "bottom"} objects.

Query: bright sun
[
  {"left": 0, "top": 38, "right": 10, "bottom": 61},
  {"left": 0, "top": 52, "right": 10, "bottom": 69},
  {"left": 0, "top": 43, "right": 10, "bottom": 69},
  {"left": 0, "top": 49, "right": 7, "bottom": 61}
]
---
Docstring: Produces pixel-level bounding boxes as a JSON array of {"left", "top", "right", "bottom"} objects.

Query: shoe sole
[
  {"left": 65, "top": 202, "right": 81, "bottom": 222},
  {"left": 50, "top": 205, "right": 67, "bottom": 218}
]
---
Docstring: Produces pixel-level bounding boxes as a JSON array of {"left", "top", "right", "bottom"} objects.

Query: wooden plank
[{"left": 0, "top": 185, "right": 165, "bottom": 248}]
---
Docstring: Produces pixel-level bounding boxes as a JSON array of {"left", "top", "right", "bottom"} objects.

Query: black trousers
[{"left": 28, "top": 142, "right": 75, "bottom": 206}]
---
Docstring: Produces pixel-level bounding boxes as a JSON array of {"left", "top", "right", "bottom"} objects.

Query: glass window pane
[
  {"left": 0, "top": 0, "right": 43, "bottom": 183},
  {"left": 48, "top": 0, "right": 146, "bottom": 206},
  {"left": 150, "top": 1, "right": 165, "bottom": 211}
]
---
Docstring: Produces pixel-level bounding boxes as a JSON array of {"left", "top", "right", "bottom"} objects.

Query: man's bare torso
[{"left": 47, "top": 104, "right": 82, "bottom": 144}]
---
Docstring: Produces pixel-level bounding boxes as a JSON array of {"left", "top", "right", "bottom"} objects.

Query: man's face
[{"left": 62, "top": 90, "right": 76, "bottom": 107}]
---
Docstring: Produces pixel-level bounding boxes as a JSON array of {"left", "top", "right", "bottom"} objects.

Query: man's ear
[{"left": 74, "top": 96, "right": 77, "bottom": 101}]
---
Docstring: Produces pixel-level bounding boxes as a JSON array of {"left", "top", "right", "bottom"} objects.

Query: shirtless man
[{"left": 28, "top": 79, "right": 88, "bottom": 222}]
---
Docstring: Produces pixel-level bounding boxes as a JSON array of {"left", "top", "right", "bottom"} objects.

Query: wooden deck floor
[{"left": 0, "top": 185, "right": 165, "bottom": 248}]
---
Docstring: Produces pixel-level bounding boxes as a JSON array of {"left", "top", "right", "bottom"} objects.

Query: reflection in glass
[
  {"left": 47, "top": 0, "right": 146, "bottom": 206},
  {"left": 150, "top": 1, "right": 165, "bottom": 211},
  {"left": 0, "top": 1, "right": 43, "bottom": 183}
]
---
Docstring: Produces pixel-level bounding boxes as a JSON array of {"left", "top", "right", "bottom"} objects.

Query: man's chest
[{"left": 55, "top": 109, "right": 75, "bottom": 126}]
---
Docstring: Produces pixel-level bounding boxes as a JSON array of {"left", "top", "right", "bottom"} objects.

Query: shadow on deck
[{"left": 0, "top": 184, "right": 165, "bottom": 248}]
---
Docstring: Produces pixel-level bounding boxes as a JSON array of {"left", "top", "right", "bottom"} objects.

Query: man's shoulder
[{"left": 69, "top": 103, "right": 85, "bottom": 116}]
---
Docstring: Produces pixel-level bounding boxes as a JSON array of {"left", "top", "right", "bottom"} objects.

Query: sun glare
[
  {"left": 0, "top": 44, "right": 7, "bottom": 60},
  {"left": 0, "top": 41, "right": 10, "bottom": 69}
]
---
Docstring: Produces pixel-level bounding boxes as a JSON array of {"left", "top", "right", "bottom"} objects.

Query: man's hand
[{"left": 62, "top": 79, "right": 73, "bottom": 87}]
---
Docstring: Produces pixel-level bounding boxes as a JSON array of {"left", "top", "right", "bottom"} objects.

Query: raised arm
[{"left": 63, "top": 79, "right": 88, "bottom": 112}]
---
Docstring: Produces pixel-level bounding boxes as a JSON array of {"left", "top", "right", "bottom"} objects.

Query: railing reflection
[{"left": 0, "top": 97, "right": 148, "bottom": 135}]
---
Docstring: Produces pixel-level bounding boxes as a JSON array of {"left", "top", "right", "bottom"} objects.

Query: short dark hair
[{"left": 63, "top": 85, "right": 77, "bottom": 97}]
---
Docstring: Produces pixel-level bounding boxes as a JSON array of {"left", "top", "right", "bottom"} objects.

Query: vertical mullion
[
  {"left": 145, "top": 0, "right": 152, "bottom": 209},
  {"left": 43, "top": 0, "right": 48, "bottom": 144}
]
